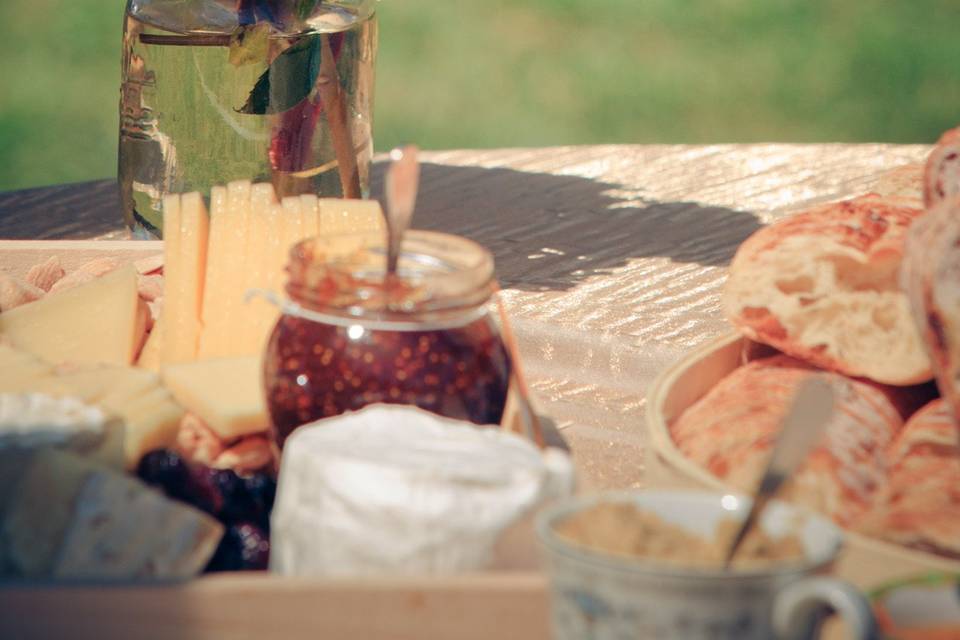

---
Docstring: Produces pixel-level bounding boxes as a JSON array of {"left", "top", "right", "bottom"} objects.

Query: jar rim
[{"left": 286, "top": 230, "right": 498, "bottom": 321}]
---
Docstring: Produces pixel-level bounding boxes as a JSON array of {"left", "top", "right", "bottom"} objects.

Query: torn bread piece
[{"left": 723, "top": 194, "right": 930, "bottom": 385}]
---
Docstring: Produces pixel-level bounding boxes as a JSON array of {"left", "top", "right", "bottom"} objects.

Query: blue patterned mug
[{"left": 536, "top": 490, "right": 877, "bottom": 640}]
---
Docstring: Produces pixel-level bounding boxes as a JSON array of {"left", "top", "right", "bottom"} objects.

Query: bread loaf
[
  {"left": 901, "top": 196, "right": 960, "bottom": 421},
  {"left": 670, "top": 355, "right": 902, "bottom": 526},
  {"left": 723, "top": 194, "right": 930, "bottom": 385},
  {"left": 923, "top": 126, "right": 960, "bottom": 208},
  {"left": 857, "top": 399, "right": 960, "bottom": 558}
]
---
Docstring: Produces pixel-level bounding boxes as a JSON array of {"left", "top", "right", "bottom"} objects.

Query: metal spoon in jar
[
  {"left": 384, "top": 145, "right": 420, "bottom": 277},
  {"left": 723, "top": 376, "right": 835, "bottom": 568}
]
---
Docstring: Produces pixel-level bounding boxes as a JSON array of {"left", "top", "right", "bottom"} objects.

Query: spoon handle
[
  {"left": 724, "top": 376, "right": 835, "bottom": 567},
  {"left": 384, "top": 145, "right": 420, "bottom": 275}
]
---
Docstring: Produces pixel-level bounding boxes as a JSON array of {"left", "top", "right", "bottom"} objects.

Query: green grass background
[{"left": 2, "top": 1, "right": 959, "bottom": 190}]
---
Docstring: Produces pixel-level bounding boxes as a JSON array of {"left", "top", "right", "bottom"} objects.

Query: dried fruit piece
[
  {"left": 133, "top": 254, "right": 164, "bottom": 275},
  {"left": 0, "top": 272, "right": 44, "bottom": 312},
  {"left": 212, "top": 435, "right": 275, "bottom": 475},
  {"left": 206, "top": 521, "right": 270, "bottom": 572},
  {"left": 137, "top": 273, "right": 164, "bottom": 302},
  {"left": 176, "top": 413, "right": 226, "bottom": 467},
  {"left": 25, "top": 256, "right": 65, "bottom": 292}
]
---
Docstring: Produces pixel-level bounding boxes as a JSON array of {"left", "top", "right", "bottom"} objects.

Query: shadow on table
[{"left": 372, "top": 161, "right": 763, "bottom": 292}]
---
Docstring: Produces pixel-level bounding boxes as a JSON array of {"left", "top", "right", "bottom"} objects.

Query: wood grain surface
[
  {"left": 0, "top": 144, "right": 931, "bottom": 491},
  {"left": 0, "top": 145, "right": 935, "bottom": 639}
]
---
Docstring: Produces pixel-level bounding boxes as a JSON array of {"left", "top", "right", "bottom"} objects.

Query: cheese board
[
  {"left": 0, "top": 238, "right": 560, "bottom": 639},
  {"left": 645, "top": 332, "right": 960, "bottom": 591}
]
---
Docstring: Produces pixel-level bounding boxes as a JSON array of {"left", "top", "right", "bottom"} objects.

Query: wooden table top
[
  {"left": 0, "top": 144, "right": 937, "bottom": 640},
  {"left": 0, "top": 144, "right": 931, "bottom": 491}
]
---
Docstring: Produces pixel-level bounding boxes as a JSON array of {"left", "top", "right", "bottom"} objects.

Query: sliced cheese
[
  {"left": 99, "top": 377, "right": 166, "bottom": 416},
  {"left": 317, "top": 198, "right": 385, "bottom": 234},
  {"left": 0, "top": 449, "right": 221, "bottom": 580},
  {"left": 281, "top": 196, "right": 304, "bottom": 277},
  {"left": 0, "top": 348, "right": 54, "bottom": 392},
  {"left": 122, "top": 399, "right": 184, "bottom": 468},
  {"left": 0, "top": 265, "right": 141, "bottom": 366},
  {"left": 198, "top": 186, "right": 229, "bottom": 360},
  {"left": 299, "top": 194, "right": 320, "bottom": 240},
  {"left": 53, "top": 365, "right": 158, "bottom": 405},
  {"left": 162, "top": 356, "right": 269, "bottom": 440},
  {"left": 178, "top": 192, "right": 210, "bottom": 362},
  {"left": 161, "top": 192, "right": 209, "bottom": 364},
  {"left": 160, "top": 194, "right": 183, "bottom": 364},
  {"left": 198, "top": 181, "right": 253, "bottom": 359}
]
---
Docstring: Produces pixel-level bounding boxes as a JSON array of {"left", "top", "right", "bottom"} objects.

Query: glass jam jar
[{"left": 264, "top": 230, "right": 512, "bottom": 447}]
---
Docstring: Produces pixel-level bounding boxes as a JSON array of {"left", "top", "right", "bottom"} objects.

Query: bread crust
[
  {"left": 724, "top": 194, "right": 930, "bottom": 385},
  {"left": 670, "top": 355, "right": 902, "bottom": 526},
  {"left": 901, "top": 196, "right": 960, "bottom": 421},
  {"left": 923, "top": 126, "right": 960, "bottom": 208},
  {"left": 857, "top": 398, "right": 960, "bottom": 558}
]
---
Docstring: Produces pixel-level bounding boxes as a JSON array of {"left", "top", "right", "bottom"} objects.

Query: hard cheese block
[
  {"left": 196, "top": 186, "right": 385, "bottom": 359},
  {"left": 0, "top": 350, "right": 184, "bottom": 470},
  {"left": 0, "top": 449, "right": 222, "bottom": 580},
  {"left": 162, "top": 356, "right": 269, "bottom": 439},
  {"left": 0, "top": 265, "right": 143, "bottom": 366}
]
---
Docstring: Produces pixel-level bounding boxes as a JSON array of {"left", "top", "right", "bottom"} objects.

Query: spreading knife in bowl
[{"left": 724, "top": 376, "right": 836, "bottom": 568}]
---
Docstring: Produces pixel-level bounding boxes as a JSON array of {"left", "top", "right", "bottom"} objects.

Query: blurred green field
[{"left": 2, "top": 1, "right": 959, "bottom": 190}]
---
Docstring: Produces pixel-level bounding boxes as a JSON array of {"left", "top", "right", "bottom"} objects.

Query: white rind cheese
[{"left": 270, "top": 405, "right": 574, "bottom": 576}]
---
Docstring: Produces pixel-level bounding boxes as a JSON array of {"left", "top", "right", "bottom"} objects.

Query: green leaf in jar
[
  {"left": 297, "top": 0, "right": 322, "bottom": 21},
  {"left": 236, "top": 34, "right": 322, "bottom": 115},
  {"left": 229, "top": 23, "right": 273, "bottom": 67}
]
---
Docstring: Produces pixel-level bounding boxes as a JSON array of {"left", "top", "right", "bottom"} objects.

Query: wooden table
[
  {"left": 0, "top": 143, "right": 928, "bottom": 489},
  {"left": 0, "top": 144, "right": 931, "bottom": 639}
]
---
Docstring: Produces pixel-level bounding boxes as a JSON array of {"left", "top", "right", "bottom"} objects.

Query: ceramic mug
[{"left": 536, "top": 490, "right": 877, "bottom": 640}]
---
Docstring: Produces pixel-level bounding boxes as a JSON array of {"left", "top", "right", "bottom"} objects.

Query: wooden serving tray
[
  {"left": 0, "top": 239, "right": 552, "bottom": 640},
  {"left": 645, "top": 332, "right": 960, "bottom": 590}
]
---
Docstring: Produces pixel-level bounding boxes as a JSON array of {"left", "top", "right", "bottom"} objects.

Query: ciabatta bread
[
  {"left": 670, "top": 355, "right": 902, "bottom": 526},
  {"left": 858, "top": 399, "right": 960, "bottom": 558},
  {"left": 901, "top": 196, "right": 960, "bottom": 420},
  {"left": 723, "top": 194, "right": 930, "bottom": 385},
  {"left": 923, "top": 126, "right": 960, "bottom": 208}
]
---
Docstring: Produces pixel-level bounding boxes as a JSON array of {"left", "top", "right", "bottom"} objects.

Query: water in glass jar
[{"left": 119, "top": 0, "right": 376, "bottom": 238}]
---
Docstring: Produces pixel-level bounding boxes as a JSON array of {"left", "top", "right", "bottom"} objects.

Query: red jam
[
  {"left": 265, "top": 315, "right": 511, "bottom": 446},
  {"left": 263, "top": 231, "right": 513, "bottom": 447}
]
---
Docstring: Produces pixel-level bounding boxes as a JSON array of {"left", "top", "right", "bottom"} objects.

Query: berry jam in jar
[{"left": 264, "top": 230, "right": 512, "bottom": 447}]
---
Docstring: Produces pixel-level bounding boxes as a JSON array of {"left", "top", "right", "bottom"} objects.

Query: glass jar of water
[{"left": 119, "top": 0, "right": 377, "bottom": 238}]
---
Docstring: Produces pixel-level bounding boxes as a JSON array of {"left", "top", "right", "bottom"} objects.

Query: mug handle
[{"left": 772, "top": 576, "right": 879, "bottom": 640}]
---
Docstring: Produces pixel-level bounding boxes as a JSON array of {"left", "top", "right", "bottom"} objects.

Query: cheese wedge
[
  {"left": 317, "top": 198, "right": 385, "bottom": 234},
  {"left": 0, "top": 449, "right": 221, "bottom": 580},
  {"left": 122, "top": 399, "right": 184, "bottom": 468},
  {"left": 0, "top": 265, "right": 141, "bottom": 366},
  {"left": 52, "top": 365, "right": 159, "bottom": 405},
  {"left": 162, "top": 356, "right": 269, "bottom": 440}
]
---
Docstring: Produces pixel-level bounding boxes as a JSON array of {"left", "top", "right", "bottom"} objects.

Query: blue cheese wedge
[
  {"left": 0, "top": 392, "right": 124, "bottom": 469},
  {"left": 0, "top": 449, "right": 222, "bottom": 580}
]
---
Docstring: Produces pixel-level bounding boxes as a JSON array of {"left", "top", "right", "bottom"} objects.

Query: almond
[
  {"left": 25, "top": 256, "right": 65, "bottom": 292},
  {"left": 0, "top": 272, "right": 44, "bottom": 312},
  {"left": 49, "top": 257, "right": 122, "bottom": 294}
]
